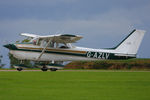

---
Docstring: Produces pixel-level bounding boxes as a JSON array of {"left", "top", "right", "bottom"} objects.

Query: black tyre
[
  {"left": 17, "top": 68, "right": 23, "bottom": 71},
  {"left": 41, "top": 68, "right": 48, "bottom": 71},
  {"left": 50, "top": 68, "right": 57, "bottom": 71}
]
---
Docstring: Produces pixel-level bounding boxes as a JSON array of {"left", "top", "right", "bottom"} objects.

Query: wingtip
[{"left": 135, "top": 29, "right": 146, "bottom": 33}]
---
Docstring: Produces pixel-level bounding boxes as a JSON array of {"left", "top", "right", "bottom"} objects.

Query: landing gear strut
[
  {"left": 41, "top": 65, "right": 48, "bottom": 71},
  {"left": 16, "top": 60, "right": 24, "bottom": 71}
]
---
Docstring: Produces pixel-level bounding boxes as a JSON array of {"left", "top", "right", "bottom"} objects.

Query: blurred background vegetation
[
  {"left": 0, "top": 55, "right": 5, "bottom": 68},
  {"left": 65, "top": 59, "right": 150, "bottom": 70}
]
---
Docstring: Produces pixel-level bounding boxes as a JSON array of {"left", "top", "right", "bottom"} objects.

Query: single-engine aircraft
[{"left": 4, "top": 29, "right": 145, "bottom": 71}]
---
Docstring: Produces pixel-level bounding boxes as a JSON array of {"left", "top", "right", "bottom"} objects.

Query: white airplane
[{"left": 4, "top": 29, "right": 145, "bottom": 71}]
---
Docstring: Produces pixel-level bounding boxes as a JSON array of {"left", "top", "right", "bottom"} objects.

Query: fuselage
[{"left": 5, "top": 43, "right": 136, "bottom": 62}]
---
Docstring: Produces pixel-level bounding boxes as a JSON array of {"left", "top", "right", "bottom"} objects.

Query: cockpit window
[
  {"left": 58, "top": 43, "right": 69, "bottom": 49},
  {"left": 32, "top": 39, "right": 71, "bottom": 49}
]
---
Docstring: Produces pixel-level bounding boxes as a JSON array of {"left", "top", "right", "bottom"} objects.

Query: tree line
[
  {"left": 65, "top": 59, "right": 150, "bottom": 70},
  {"left": 0, "top": 55, "right": 5, "bottom": 68}
]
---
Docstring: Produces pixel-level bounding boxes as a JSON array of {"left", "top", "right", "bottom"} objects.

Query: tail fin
[{"left": 114, "top": 29, "right": 146, "bottom": 55}]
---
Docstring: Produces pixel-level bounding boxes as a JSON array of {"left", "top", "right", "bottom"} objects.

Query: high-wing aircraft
[{"left": 4, "top": 29, "right": 145, "bottom": 71}]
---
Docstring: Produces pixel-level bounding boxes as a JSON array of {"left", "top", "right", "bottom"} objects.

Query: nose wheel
[{"left": 15, "top": 60, "right": 24, "bottom": 71}]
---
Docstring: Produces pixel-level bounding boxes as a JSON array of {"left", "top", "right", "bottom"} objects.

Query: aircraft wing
[
  {"left": 21, "top": 33, "right": 83, "bottom": 43},
  {"left": 39, "top": 34, "right": 83, "bottom": 43},
  {"left": 20, "top": 33, "right": 40, "bottom": 38}
]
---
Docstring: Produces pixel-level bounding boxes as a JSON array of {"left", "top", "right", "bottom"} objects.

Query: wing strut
[{"left": 36, "top": 39, "right": 51, "bottom": 61}]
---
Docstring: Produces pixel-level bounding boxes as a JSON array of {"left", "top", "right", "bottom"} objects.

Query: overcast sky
[{"left": 0, "top": 0, "right": 150, "bottom": 67}]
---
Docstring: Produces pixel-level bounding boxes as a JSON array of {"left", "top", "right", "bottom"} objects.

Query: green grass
[{"left": 0, "top": 71, "right": 150, "bottom": 100}]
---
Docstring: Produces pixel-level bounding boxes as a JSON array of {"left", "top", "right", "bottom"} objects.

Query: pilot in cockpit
[{"left": 33, "top": 39, "right": 36, "bottom": 45}]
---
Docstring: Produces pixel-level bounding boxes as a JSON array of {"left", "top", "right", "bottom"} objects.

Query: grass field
[{"left": 0, "top": 71, "right": 150, "bottom": 100}]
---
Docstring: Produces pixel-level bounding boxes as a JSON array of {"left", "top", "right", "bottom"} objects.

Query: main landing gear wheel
[
  {"left": 17, "top": 68, "right": 23, "bottom": 71},
  {"left": 41, "top": 65, "right": 48, "bottom": 71},
  {"left": 50, "top": 68, "right": 57, "bottom": 71},
  {"left": 41, "top": 68, "right": 48, "bottom": 71}
]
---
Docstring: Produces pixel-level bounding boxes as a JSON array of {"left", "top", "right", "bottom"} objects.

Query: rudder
[{"left": 114, "top": 29, "right": 146, "bottom": 55}]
